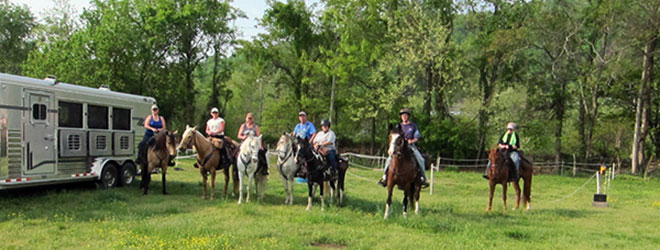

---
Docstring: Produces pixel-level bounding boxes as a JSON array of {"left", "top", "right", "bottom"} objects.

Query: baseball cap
[
  {"left": 151, "top": 104, "right": 159, "bottom": 110},
  {"left": 298, "top": 111, "right": 307, "bottom": 116},
  {"left": 211, "top": 107, "right": 219, "bottom": 113}
]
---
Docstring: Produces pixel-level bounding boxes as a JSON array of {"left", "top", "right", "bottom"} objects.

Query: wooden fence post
[{"left": 572, "top": 154, "right": 576, "bottom": 177}]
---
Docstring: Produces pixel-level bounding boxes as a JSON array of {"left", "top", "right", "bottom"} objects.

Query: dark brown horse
[
  {"left": 140, "top": 130, "right": 178, "bottom": 195},
  {"left": 487, "top": 148, "right": 533, "bottom": 212},
  {"left": 384, "top": 124, "right": 421, "bottom": 219}
]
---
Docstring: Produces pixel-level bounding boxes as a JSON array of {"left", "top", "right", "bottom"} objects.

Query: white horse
[
  {"left": 236, "top": 134, "right": 263, "bottom": 204},
  {"left": 276, "top": 133, "right": 298, "bottom": 205}
]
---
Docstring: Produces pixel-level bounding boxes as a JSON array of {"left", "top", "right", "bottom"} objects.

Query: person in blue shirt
[
  {"left": 292, "top": 111, "right": 316, "bottom": 141},
  {"left": 136, "top": 104, "right": 173, "bottom": 166}
]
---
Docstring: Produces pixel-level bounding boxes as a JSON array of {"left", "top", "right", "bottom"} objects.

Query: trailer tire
[
  {"left": 119, "top": 162, "right": 137, "bottom": 187},
  {"left": 99, "top": 164, "right": 118, "bottom": 188}
]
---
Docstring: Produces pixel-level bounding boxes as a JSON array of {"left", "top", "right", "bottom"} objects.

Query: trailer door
[{"left": 24, "top": 90, "right": 56, "bottom": 175}]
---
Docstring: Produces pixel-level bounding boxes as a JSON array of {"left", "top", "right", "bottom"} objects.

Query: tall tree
[{"left": 0, "top": 3, "right": 35, "bottom": 74}]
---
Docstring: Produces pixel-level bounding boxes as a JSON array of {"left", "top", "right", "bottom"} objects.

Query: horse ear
[
  {"left": 388, "top": 123, "right": 394, "bottom": 131},
  {"left": 173, "top": 130, "right": 178, "bottom": 135},
  {"left": 186, "top": 124, "right": 190, "bottom": 130},
  {"left": 193, "top": 126, "right": 198, "bottom": 130}
]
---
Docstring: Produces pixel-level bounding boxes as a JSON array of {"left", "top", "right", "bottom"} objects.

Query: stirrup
[{"left": 377, "top": 178, "right": 386, "bottom": 187}]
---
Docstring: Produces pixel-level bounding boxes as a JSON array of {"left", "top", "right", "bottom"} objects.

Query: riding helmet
[
  {"left": 399, "top": 108, "right": 411, "bottom": 115},
  {"left": 321, "top": 119, "right": 331, "bottom": 127}
]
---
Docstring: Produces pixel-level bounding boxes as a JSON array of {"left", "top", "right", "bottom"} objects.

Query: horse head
[
  {"left": 165, "top": 130, "right": 178, "bottom": 159},
  {"left": 277, "top": 132, "right": 293, "bottom": 159},
  {"left": 293, "top": 136, "right": 310, "bottom": 166},
  {"left": 488, "top": 147, "right": 509, "bottom": 171},
  {"left": 387, "top": 124, "right": 406, "bottom": 157},
  {"left": 241, "top": 134, "right": 262, "bottom": 164},
  {"left": 178, "top": 125, "right": 198, "bottom": 152}
]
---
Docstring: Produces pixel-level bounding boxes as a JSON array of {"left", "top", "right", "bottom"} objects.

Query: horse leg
[
  {"left": 306, "top": 182, "right": 314, "bottom": 211},
  {"left": 513, "top": 180, "right": 521, "bottom": 210},
  {"left": 246, "top": 173, "right": 253, "bottom": 203},
  {"left": 414, "top": 187, "right": 420, "bottom": 215},
  {"left": 502, "top": 181, "right": 508, "bottom": 213},
  {"left": 237, "top": 169, "right": 244, "bottom": 204},
  {"left": 487, "top": 181, "right": 495, "bottom": 212},
  {"left": 201, "top": 170, "right": 207, "bottom": 200},
  {"left": 320, "top": 181, "right": 325, "bottom": 211},
  {"left": 232, "top": 164, "right": 240, "bottom": 197},
  {"left": 329, "top": 180, "right": 336, "bottom": 204},
  {"left": 282, "top": 177, "right": 290, "bottom": 204},
  {"left": 210, "top": 170, "right": 216, "bottom": 201},
  {"left": 402, "top": 189, "right": 408, "bottom": 218},
  {"left": 385, "top": 185, "right": 393, "bottom": 219},
  {"left": 223, "top": 167, "right": 229, "bottom": 198},
  {"left": 161, "top": 166, "right": 168, "bottom": 195},
  {"left": 289, "top": 176, "right": 295, "bottom": 205}
]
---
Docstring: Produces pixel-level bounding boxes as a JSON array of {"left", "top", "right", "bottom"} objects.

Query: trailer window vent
[
  {"left": 120, "top": 136, "right": 130, "bottom": 150},
  {"left": 96, "top": 135, "right": 107, "bottom": 150},
  {"left": 67, "top": 134, "right": 81, "bottom": 150}
]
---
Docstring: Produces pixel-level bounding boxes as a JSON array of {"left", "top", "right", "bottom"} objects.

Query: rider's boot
[{"left": 378, "top": 175, "right": 387, "bottom": 187}]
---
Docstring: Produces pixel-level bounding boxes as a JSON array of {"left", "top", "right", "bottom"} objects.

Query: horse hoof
[
  {"left": 306, "top": 207, "right": 311, "bottom": 211},
  {"left": 403, "top": 212, "right": 408, "bottom": 218},
  {"left": 512, "top": 207, "right": 517, "bottom": 211},
  {"left": 163, "top": 192, "right": 168, "bottom": 195}
]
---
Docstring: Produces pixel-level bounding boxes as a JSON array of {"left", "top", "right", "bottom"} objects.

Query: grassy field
[{"left": 0, "top": 158, "right": 659, "bottom": 249}]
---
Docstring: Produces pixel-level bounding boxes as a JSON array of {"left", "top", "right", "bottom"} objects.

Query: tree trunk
[
  {"left": 423, "top": 62, "right": 433, "bottom": 116},
  {"left": 554, "top": 81, "right": 567, "bottom": 165},
  {"left": 329, "top": 75, "right": 336, "bottom": 122},
  {"left": 370, "top": 117, "right": 376, "bottom": 155},
  {"left": 632, "top": 33, "right": 657, "bottom": 174}
]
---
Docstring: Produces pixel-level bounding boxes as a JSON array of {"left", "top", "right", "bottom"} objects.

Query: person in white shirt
[
  {"left": 311, "top": 119, "right": 338, "bottom": 175},
  {"left": 206, "top": 107, "right": 225, "bottom": 139},
  {"left": 194, "top": 107, "right": 229, "bottom": 169}
]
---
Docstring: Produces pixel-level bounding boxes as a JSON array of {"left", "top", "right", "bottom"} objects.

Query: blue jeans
[
  {"left": 327, "top": 149, "right": 337, "bottom": 171},
  {"left": 383, "top": 144, "right": 427, "bottom": 180}
]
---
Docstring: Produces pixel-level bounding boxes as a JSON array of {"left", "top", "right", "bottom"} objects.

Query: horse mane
[{"left": 152, "top": 131, "right": 168, "bottom": 151}]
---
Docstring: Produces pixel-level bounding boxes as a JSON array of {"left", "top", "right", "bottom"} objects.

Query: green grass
[{"left": 0, "top": 158, "right": 659, "bottom": 249}]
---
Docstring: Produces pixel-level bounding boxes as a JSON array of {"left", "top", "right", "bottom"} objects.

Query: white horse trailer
[{"left": 0, "top": 73, "right": 155, "bottom": 189}]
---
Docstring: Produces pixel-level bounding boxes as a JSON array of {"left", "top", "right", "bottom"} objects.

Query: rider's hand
[{"left": 511, "top": 145, "right": 517, "bottom": 150}]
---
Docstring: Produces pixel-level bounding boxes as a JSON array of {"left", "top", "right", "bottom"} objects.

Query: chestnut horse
[
  {"left": 177, "top": 125, "right": 238, "bottom": 200},
  {"left": 487, "top": 148, "right": 533, "bottom": 212},
  {"left": 140, "top": 130, "right": 178, "bottom": 195},
  {"left": 384, "top": 124, "right": 421, "bottom": 219}
]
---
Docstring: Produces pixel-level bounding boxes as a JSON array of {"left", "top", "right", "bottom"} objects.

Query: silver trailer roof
[{"left": 0, "top": 73, "right": 156, "bottom": 104}]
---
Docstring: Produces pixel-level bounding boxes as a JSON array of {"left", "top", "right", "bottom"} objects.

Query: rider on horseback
[
  {"left": 194, "top": 107, "right": 232, "bottom": 169},
  {"left": 292, "top": 111, "right": 316, "bottom": 141},
  {"left": 483, "top": 122, "right": 521, "bottom": 180},
  {"left": 311, "top": 119, "right": 339, "bottom": 178},
  {"left": 136, "top": 104, "right": 175, "bottom": 166},
  {"left": 378, "top": 108, "right": 429, "bottom": 188}
]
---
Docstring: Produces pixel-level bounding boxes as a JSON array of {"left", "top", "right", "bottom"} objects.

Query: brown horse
[
  {"left": 384, "top": 124, "right": 421, "bottom": 219},
  {"left": 487, "top": 148, "right": 533, "bottom": 212},
  {"left": 177, "top": 125, "right": 238, "bottom": 200},
  {"left": 140, "top": 130, "right": 178, "bottom": 195}
]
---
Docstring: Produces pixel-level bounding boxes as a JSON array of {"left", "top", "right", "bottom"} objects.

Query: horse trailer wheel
[
  {"left": 120, "top": 162, "right": 137, "bottom": 186},
  {"left": 100, "top": 164, "right": 118, "bottom": 188}
]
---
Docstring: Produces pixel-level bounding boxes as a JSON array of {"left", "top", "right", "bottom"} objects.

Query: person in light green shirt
[{"left": 483, "top": 122, "right": 520, "bottom": 180}]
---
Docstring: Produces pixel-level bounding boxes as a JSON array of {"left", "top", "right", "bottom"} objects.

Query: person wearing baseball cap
[
  {"left": 483, "top": 122, "right": 521, "bottom": 180},
  {"left": 379, "top": 108, "right": 429, "bottom": 188},
  {"left": 292, "top": 111, "right": 316, "bottom": 141},
  {"left": 206, "top": 107, "right": 225, "bottom": 138},
  {"left": 136, "top": 103, "right": 169, "bottom": 165}
]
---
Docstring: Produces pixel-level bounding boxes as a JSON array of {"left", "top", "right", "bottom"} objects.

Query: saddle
[{"left": 210, "top": 138, "right": 224, "bottom": 149}]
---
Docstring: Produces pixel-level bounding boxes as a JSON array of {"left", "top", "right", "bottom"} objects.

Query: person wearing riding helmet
[
  {"left": 311, "top": 119, "right": 338, "bottom": 176},
  {"left": 378, "top": 108, "right": 429, "bottom": 188},
  {"left": 483, "top": 122, "right": 521, "bottom": 180}
]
